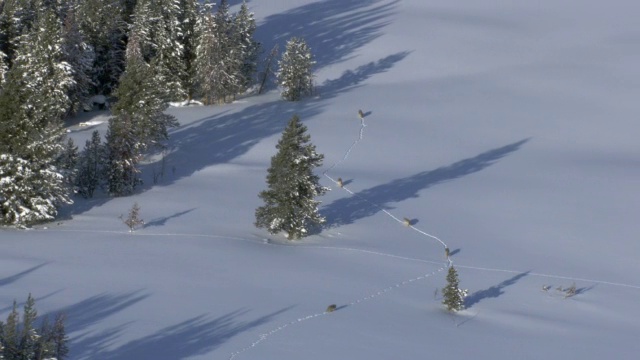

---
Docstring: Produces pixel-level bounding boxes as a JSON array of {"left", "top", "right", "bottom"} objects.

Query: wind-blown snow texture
[{"left": 2, "top": 1, "right": 640, "bottom": 359}]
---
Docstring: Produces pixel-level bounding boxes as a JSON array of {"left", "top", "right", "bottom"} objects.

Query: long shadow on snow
[
  {"left": 464, "top": 271, "right": 529, "bottom": 309},
  {"left": 0, "top": 262, "right": 49, "bottom": 287},
  {"left": 47, "top": 291, "right": 150, "bottom": 359},
  {"left": 322, "top": 139, "right": 529, "bottom": 228},
  {"left": 71, "top": 306, "right": 292, "bottom": 360},
  {"left": 256, "top": 0, "right": 400, "bottom": 74},
  {"left": 100, "top": 307, "right": 291, "bottom": 360},
  {"left": 318, "top": 51, "right": 411, "bottom": 98}
]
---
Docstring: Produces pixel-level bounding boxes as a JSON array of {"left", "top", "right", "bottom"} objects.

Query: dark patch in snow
[
  {"left": 144, "top": 208, "right": 197, "bottom": 228},
  {"left": 69, "top": 305, "right": 293, "bottom": 360},
  {"left": 319, "top": 51, "right": 411, "bottom": 99},
  {"left": 0, "top": 262, "right": 49, "bottom": 287},
  {"left": 464, "top": 271, "right": 530, "bottom": 309},
  {"left": 322, "top": 139, "right": 530, "bottom": 228}
]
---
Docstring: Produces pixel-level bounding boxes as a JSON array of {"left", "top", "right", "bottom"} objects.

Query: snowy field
[{"left": 2, "top": 0, "right": 640, "bottom": 359}]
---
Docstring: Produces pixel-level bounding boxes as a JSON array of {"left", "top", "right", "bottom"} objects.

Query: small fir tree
[
  {"left": 255, "top": 115, "right": 328, "bottom": 240},
  {"left": 442, "top": 266, "right": 468, "bottom": 312},
  {"left": 121, "top": 202, "right": 144, "bottom": 231},
  {"left": 278, "top": 37, "right": 315, "bottom": 101}
]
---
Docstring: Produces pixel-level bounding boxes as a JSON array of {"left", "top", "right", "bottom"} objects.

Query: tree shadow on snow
[
  {"left": 70, "top": 304, "right": 292, "bottom": 360},
  {"left": 143, "top": 208, "right": 197, "bottom": 228},
  {"left": 0, "top": 262, "right": 49, "bottom": 287},
  {"left": 318, "top": 51, "right": 411, "bottom": 99},
  {"left": 256, "top": 0, "right": 401, "bottom": 73},
  {"left": 464, "top": 271, "right": 530, "bottom": 309},
  {"left": 322, "top": 138, "right": 530, "bottom": 228}
]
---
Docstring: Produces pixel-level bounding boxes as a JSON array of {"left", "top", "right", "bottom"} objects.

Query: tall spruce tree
[
  {"left": 78, "top": 0, "right": 126, "bottom": 95},
  {"left": 442, "top": 266, "right": 467, "bottom": 312},
  {"left": 178, "top": 0, "right": 200, "bottom": 100},
  {"left": 62, "top": 3, "right": 95, "bottom": 114},
  {"left": 194, "top": 0, "right": 242, "bottom": 104},
  {"left": 105, "top": 53, "right": 178, "bottom": 196},
  {"left": 233, "top": 0, "right": 260, "bottom": 91},
  {"left": 0, "top": 6, "right": 73, "bottom": 226},
  {"left": 278, "top": 37, "right": 315, "bottom": 101},
  {"left": 255, "top": 115, "right": 328, "bottom": 240}
]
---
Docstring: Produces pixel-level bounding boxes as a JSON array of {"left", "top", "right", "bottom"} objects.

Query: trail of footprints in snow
[{"left": 229, "top": 113, "right": 452, "bottom": 359}]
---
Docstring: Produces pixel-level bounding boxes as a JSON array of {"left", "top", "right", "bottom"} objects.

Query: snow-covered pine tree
[
  {"left": 255, "top": 115, "right": 328, "bottom": 240},
  {"left": 153, "top": 0, "right": 187, "bottom": 101},
  {"left": 194, "top": 0, "right": 242, "bottom": 104},
  {"left": 49, "top": 313, "right": 69, "bottom": 360},
  {"left": 0, "top": 1, "right": 20, "bottom": 68},
  {"left": 193, "top": 1, "right": 221, "bottom": 104},
  {"left": 2, "top": 301, "right": 20, "bottom": 359},
  {"left": 0, "top": 0, "right": 39, "bottom": 67},
  {"left": 121, "top": 201, "right": 144, "bottom": 231},
  {"left": 62, "top": 4, "right": 95, "bottom": 115},
  {"left": 278, "top": 37, "right": 315, "bottom": 101},
  {"left": 78, "top": 0, "right": 126, "bottom": 95},
  {"left": 233, "top": 0, "right": 260, "bottom": 92},
  {"left": 111, "top": 55, "right": 179, "bottom": 151},
  {"left": 178, "top": 0, "right": 201, "bottom": 101},
  {"left": 18, "top": 294, "right": 38, "bottom": 360},
  {"left": 128, "top": 0, "right": 186, "bottom": 101},
  {"left": 75, "top": 130, "right": 104, "bottom": 198},
  {"left": 0, "top": 295, "right": 68, "bottom": 360},
  {"left": 105, "top": 52, "right": 178, "bottom": 196},
  {"left": 442, "top": 265, "right": 468, "bottom": 312},
  {"left": 0, "top": 6, "right": 73, "bottom": 226}
]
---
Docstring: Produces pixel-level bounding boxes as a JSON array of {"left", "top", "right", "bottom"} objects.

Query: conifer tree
[
  {"left": 233, "top": 0, "right": 260, "bottom": 91},
  {"left": 128, "top": 0, "right": 186, "bottom": 101},
  {"left": 255, "top": 115, "right": 328, "bottom": 240},
  {"left": 57, "top": 137, "right": 79, "bottom": 187},
  {"left": 2, "top": 301, "right": 20, "bottom": 359},
  {"left": 104, "top": 114, "right": 142, "bottom": 196},
  {"left": 194, "top": 0, "right": 241, "bottom": 103},
  {"left": 121, "top": 202, "right": 144, "bottom": 231},
  {"left": 18, "top": 294, "right": 38, "bottom": 360},
  {"left": 111, "top": 55, "right": 179, "bottom": 150},
  {"left": 0, "top": 7, "right": 73, "bottom": 226},
  {"left": 278, "top": 37, "right": 315, "bottom": 101},
  {"left": 62, "top": 4, "right": 95, "bottom": 114},
  {"left": 49, "top": 314, "right": 69, "bottom": 360},
  {"left": 75, "top": 130, "right": 104, "bottom": 198},
  {"left": 78, "top": 0, "right": 126, "bottom": 95},
  {"left": 442, "top": 266, "right": 467, "bottom": 312},
  {"left": 178, "top": 0, "right": 201, "bottom": 100}
]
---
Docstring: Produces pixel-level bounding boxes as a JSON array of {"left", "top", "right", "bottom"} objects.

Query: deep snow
[{"left": 2, "top": 0, "right": 640, "bottom": 359}]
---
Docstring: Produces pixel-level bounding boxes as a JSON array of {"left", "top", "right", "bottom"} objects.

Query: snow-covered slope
[{"left": 2, "top": 0, "right": 640, "bottom": 359}]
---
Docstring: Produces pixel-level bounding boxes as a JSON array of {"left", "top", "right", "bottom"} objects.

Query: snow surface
[{"left": 2, "top": 0, "right": 640, "bottom": 359}]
